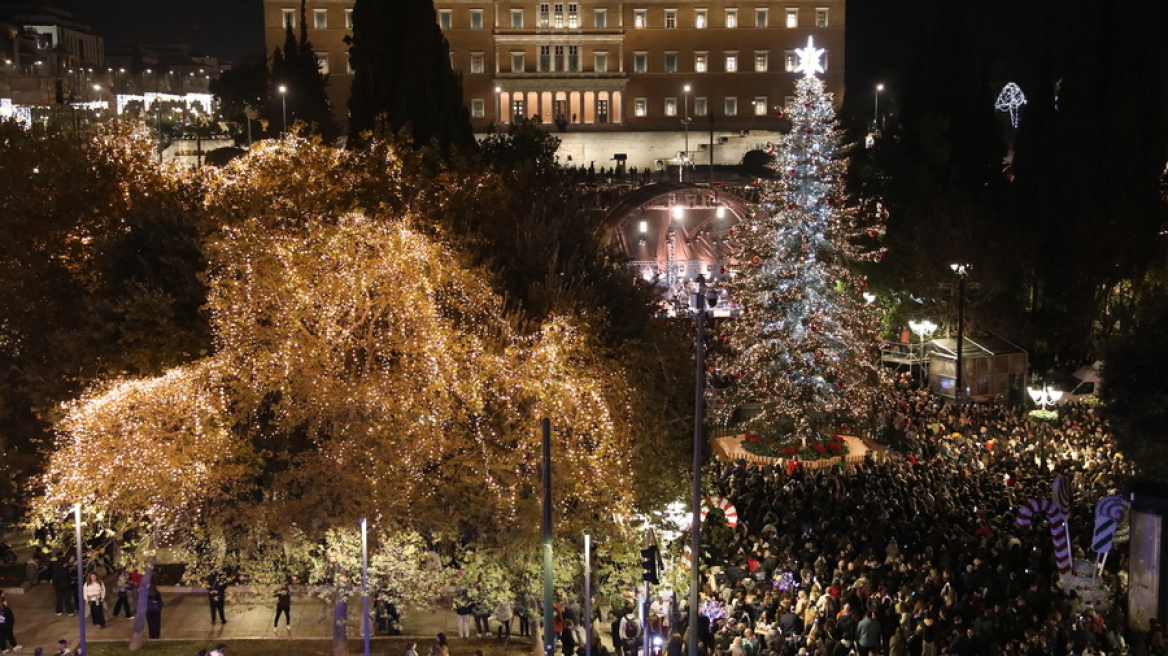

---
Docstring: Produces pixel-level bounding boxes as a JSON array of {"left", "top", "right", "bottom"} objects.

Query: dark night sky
[{"left": 53, "top": 0, "right": 264, "bottom": 63}]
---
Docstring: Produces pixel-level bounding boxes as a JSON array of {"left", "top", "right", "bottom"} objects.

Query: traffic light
[{"left": 640, "top": 545, "right": 659, "bottom": 584}]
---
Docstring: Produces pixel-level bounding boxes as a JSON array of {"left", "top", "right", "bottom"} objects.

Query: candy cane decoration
[
  {"left": 1092, "top": 495, "right": 1129, "bottom": 554},
  {"left": 1017, "top": 498, "right": 1072, "bottom": 575},
  {"left": 699, "top": 496, "right": 739, "bottom": 527}
]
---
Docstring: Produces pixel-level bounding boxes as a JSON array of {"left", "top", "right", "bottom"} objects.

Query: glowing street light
[
  {"left": 949, "top": 263, "right": 971, "bottom": 403},
  {"left": 909, "top": 319, "right": 937, "bottom": 383},
  {"left": 278, "top": 85, "right": 288, "bottom": 132},
  {"left": 874, "top": 83, "right": 885, "bottom": 129},
  {"left": 1028, "top": 384, "right": 1063, "bottom": 471}
]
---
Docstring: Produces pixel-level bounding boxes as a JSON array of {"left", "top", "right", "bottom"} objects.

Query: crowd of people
[{"left": 623, "top": 384, "right": 1137, "bottom": 656}]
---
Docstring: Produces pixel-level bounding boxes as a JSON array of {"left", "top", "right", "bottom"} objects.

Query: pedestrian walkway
[{"left": 4, "top": 578, "right": 479, "bottom": 652}]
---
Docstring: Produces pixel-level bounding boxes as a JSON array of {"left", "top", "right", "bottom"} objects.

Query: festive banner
[{"left": 1017, "top": 498, "right": 1072, "bottom": 574}]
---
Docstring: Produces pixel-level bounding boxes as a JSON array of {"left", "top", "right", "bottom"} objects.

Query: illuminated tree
[
  {"left": 35, "top": 135, "right": 647, "bottom": 654},
  {"left": 712, "top": 39, "right": 885, "bottom": 439}
]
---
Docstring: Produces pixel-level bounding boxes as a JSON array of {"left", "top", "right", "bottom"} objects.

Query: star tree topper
[{"left": 794, "top": 36, "right": 825, "bottom": 78}]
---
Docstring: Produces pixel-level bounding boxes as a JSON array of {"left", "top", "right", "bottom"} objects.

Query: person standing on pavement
[
  {"left": 0, "top": 600, "right": 21, "bottom": 653},
  {"left": 112, "top": 569, "right": 135, "bottom": 619},
  {"left": 208, "top": 572, "right": 228, "bottom": 625},
  {"left": 454, "top": 597, "right": 474, "bottom": 638},
  {"left": 83, "top": 572, "right": 107, "bottom": 628},
  {"left": 495, "top": 599, "right": 514, "bottom": 639},
  {"left": 52, "top": 556, "right": 74, "bottom": 616},
  {"left": 146, "top": 584, "right": 164, "bottom": 639},
  {"left": 274, "top": 584, "right": 292, "bottom": 631}
]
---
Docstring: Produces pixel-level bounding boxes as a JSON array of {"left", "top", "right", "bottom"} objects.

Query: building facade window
[
  {"left": 569, "top": 3, "right": 579, "bottom": 27},
  {"left": 554, "top": 3, "right": 564, "bottom": 28},
  {"left": 634, "top": 9, "right": 647, "bottom": 28},
  {"left": 541, "top": 45, "right": 553, "bottom": 71},
  {"left": 314, "top": 9, "right": 327, "bottom": 29},
  {"left": 725, "top": 97, "right": 738, "bottom": 115},
  {"left": 755, "top": 8, "right": 767, "bottom": 27},
  {"left": 665, "top": 10, "right": 677, "bottom": 28},
  {"left": 511, "top": 9, "right": 523, "bottom": 28},
  {"left": 470, "top": 9, "right": 483, "bottom": 29},
  {"left": 540, "top": 4, "right": 550, "bottom": 27},
  {"left": 344, "top": 8, "right": 353, "bottom": 29},
  {"left": 725, "top": 53, "right": 737, "bottom": 72},
  {"left": 594, "top": 9, "right": 607, "bottom": 27},
  {"left": 568, "top": 45, "right": 580, "bottom": 71},
  {"left": 755, "top": 52, "right": 768, "bottom": 72},
  {"left": 635, "top": 98, "right": 647, "bottom": 116},
  {"left": 315, "top": 53, "right": 330, "bottom": 74},
  {"left": 282, "top": 8, "right": 295, "bottom": 28},
  {"left": 784, "top": 50, "right": 797, "bottom": 72},
  {"left": 694, "top": 97, "right": 708, "bottom": 116},
  {"left": 694, "top": 8, "right": 708, "bottom": 28},
  {"left": 786, "top": 8, "right": 798, "bottom": 27},
  {"left": 597, "top": 98, "right": 609, "bottom": 122},
  {"left": 471, "top": 99, "right": 485, "bottom": 117},
  {"left": 695, "top": 52, "right": 708, "bottom": 72},
  {"left": 512, "top": 97, "right": 526, "bottom": 120},
  {"left": 439, "top": 9, "right": 452, "bottom": 29},
  {"left": 754, "top": 96, "right": 768, "bottom": 115},
  {"left": 665, "top": 97, "right": 678, "bottom": 116},
  {"left": 816, "top": 8, "right": 828, "bottom": 27},
  {"left": 725, "top": 8, "right": 737, "bottom": 28},
  {"left": 512, "top": 53, "right": 525, "bottom": 72},
  {"left": 634, "top": 52, "right": 648, "bottom": 73},
  {"left": 471, "top": 53, "right": 484, "bottom": 74},
  {"left": 594, "top": 52, "right": 608, "bottom": 73},
  {"left": 664, "top": 52, "right": 677, "bottom": 73}
]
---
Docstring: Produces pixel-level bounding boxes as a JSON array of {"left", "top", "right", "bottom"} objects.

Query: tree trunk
[
  {"left": 128, "top": 557, "right": 155, "bottom": 651},
  {"left": 333, "top": 592, "right": 349, "bottom": 656}
]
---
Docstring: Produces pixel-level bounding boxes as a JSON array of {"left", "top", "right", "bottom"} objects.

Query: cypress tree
[{"left": 347, "top": 0, "right": 475, "bottom": 151}]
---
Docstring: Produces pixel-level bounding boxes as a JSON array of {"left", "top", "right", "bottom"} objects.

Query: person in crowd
[
  {"left": 112, "top": 569, "right": 135, "bottom": 620},
  {"left": 496, "top": 599, "right": 514, "bottom": 639},
  {"left": 209, "top": 644, "right": 226, "bottom": 656},
  {"left": 273, "top": 584, "right": 291, "bottom": 631},
  {"left": 51, "top": 556, "right": 73, "bottom": 616},
  {"left": 83, "top": 573, "right": 106, "bottom": 628},
  {"left": 54, "top": 640, "right": 71, "bottom": 656},
  {"left": 0, "top": 600, "right": 20, "bottom": 653},
  {"left": 208, "top": 572, "right": 228, "bottom": 625},
  {"left": 146, "top": 584, "right": 164, "bottom": 639},
  {"left": 454, "top": 597, "right": 474, "bottom": 638}
]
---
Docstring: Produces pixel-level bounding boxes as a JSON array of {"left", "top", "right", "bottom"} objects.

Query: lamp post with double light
[
  {"left": 1028, "top": 385, "right": 1062, "bottom": 472},
  {"left": 908, "top": 319, "right": 937, "bottom": 386}
]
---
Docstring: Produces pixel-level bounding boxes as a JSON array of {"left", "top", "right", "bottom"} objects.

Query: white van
[{"left": 1058, "top": 361, "right": 1102, "bottom": 404}]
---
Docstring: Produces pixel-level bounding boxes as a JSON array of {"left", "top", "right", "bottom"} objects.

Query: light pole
[
  {"left": 681, "top": 84, "right": 691, "bottom": 182},
  {"left": 278, "top": 85, "right": 288, "bottom": 132},
  {"left": 1028, "top": 385, "right": 1063, "bottom": 472},
  {"left": 874, "top": 83, "right": 884, "bottom": 129},
  {"left": 74, "top": 504, "right": 86, "bottom": 656},
  {"left": 495, "top": 86, "right": 502, "bottom": 127},
  {"left": 360, "top": 518, "right": 370, "bottom": 656},
  {"left": 584, "top": 530, "right": 592, "bottom": 656},
  {"left": 908, "top": 319, "right": 938, "bottom": 387},
  {"left": 950, "top": 263, "right": 970, "bottom": 404},
  {"left": 689, "top": 274, "right": 712, "bottom": 656}
]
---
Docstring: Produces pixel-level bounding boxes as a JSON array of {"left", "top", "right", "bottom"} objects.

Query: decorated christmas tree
[{"left": 712, "top": 37, "right": 885, "bottom": 442}]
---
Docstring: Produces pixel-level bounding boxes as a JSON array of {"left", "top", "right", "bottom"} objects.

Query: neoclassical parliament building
[{"left": 263, "top": 0, "right": 844, "bottom": 165}]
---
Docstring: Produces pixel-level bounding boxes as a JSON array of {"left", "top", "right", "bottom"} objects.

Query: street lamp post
[
  {"left": 360, "top": 518, "right": 370, "bottom": 656},
  {"left": 950, "top": 264, "right": 970, "bottom": 404},
  {"left": 874, "top": 83, "right": 884, "bottom": 129},
  {"left": 74, "top": 504, "right": 86, "bottom": 656},
  {"left": 689, "top": 274, "right": 711, "bottom": 656},
  {"left": 908, "top": 319, "right": 938, "bottom": 387},
  {"left": 495, "top": 86, "right": 502, "bottom": 128},
  {"left": 681, "top": 84, "right": 691, "bottom": 182},
  {"left": 1028, "top": 385, "right": 1063, "bottom": 472},
  {"left": 278, "top": 85, "right": 288, "bottom": 133}
]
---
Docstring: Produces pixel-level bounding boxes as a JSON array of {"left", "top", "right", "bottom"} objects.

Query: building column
[
  {"left": 612, "top": 91, "right": 622, "bottom": 124},
  {"left": 583, "top": 91, "right": 596, "bottom": 123}
]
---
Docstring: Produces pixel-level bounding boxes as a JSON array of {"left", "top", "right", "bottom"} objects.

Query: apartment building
[{"left": 263, "top": 0, "right": 844, "bottom": 133}]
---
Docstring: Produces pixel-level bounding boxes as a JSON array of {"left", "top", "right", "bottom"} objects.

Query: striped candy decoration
[
  {"left": 700, "top": 496, "right": 739, "bottom": 527},
  {"left": 1092, "top": 495, "right": 1130, "bottom": 554},
  {"left": 1017, "top": 498, "right": 1072, "bottom": 575}
]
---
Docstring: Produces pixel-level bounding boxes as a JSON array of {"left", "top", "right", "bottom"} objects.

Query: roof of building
[{"left": 929, "top": 335, "right": 1027, "bottom": 358}]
